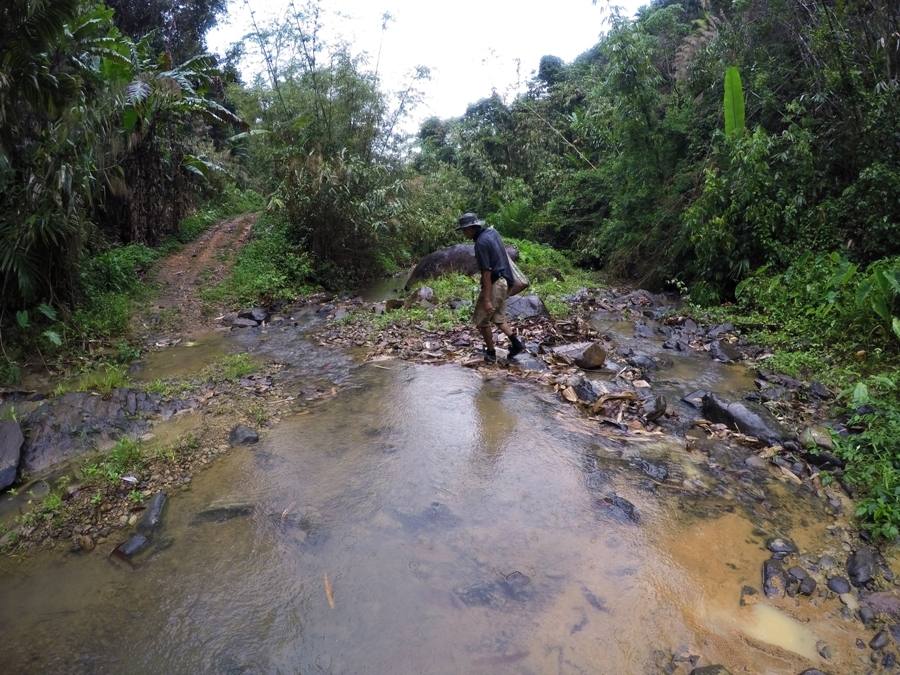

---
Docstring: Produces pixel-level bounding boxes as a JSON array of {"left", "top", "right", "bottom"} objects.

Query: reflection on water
[{"left": 0, "top": 363, "right": 869, "bottom": 674}]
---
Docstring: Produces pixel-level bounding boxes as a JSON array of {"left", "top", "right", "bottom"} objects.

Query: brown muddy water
[{"left": 0, "top": 355, "right": 874, "bottom": 674}]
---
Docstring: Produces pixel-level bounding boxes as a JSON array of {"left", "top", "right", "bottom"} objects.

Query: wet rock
[
  {"left": 847, "top": 547, "right": 877, "bottom": 587},
  {"left": 505, "top": 295, "right": 549, "bottom": 320},
  {"left": 571, "top": 377, "right": 598, "bottom": 404},
  {"left": 406, "top": 243, "right": 519, "bottom": 285},
  {"left": 799, "top": 670, "right": 828, "bottom": 675},
  {"left": 573, "top": 342, "right": 608, "bottom": 370},
  {"left": 229, "top": 425, "right": 259, "bottom": 446},
  {"left": 626, "top": 353, "right": 657, "bottom": 370},
  {"left": 643, "top": 395, "right": 667, "bottom": 423},
  {"left": 884, "top": 651, "right": 897, "bottom": 669},
  {"left": 0, "top": 420, "right": 24, "bottom": 490},
  {"left": 238, "top": 307, "right": 268, "bottom": 323},
  {"left": 635, "top": 459, "right": 668, "bottom": 481},
  {"left": 230, "top": 317, "right": 259, "bottom": 329},
  {"left": 634, "top": 322, "right": 657, "bottom": 339},
  {"left": 709, "top": 340, "right": 740, "bottom": 363},
  {"left": 871, "top": 630, "right": 891, "bottom": 651},
  {"left": 800, "top": 577, "right": 817, "bottom": 596},
  {"left": 394, "top": 501, "right": 461, "bottom": 532},
  {"left": 767, "top": 537, "right": 797, "bottom": 555},
  {"left": 689, "top": 666, "right": 731, "bottom": 675},
  {"left": 599, "top": 494, "right": 640, "bottom": 524},
  {"left": 455, "top": 581, "right": 499, "bottom": 608},
  {"left": 763, "top": 559, "right": 787, "bottom": 598},
  {"left": 701, "top": 394, "right": 787, "bottom": 444},
  {"left": 75, "top": 534, "right": 95, "bottom": 552},
  {"left": 682, "top": 390, "right": 707, "bottom": 409},
  {"left": 112, "top": 533, "right": 150, "bottom": 560},
  {"left": 827, "top": 576, "right": 851, "bottom": 594},
  {"left": 193, "top": 502, "right": 254, "bottom": 523},
  {"left": 21, "top": 390, "right": 188, "bottom": 474},
  {"left": 137, "top": 492, "right": 167, "bottom": 534},
  {"left": 865, "top": 591, "right": 900, "bottom": 620},
  {"left": 706, "top": 323, "right": 734, "bottom": 339},
  {"left": 817, "top": 640, "right": 832, "bottom": 659},
  {"left": 860, "top": 606, "right": 876, "bottom": 626},
  {"left": 801, "top": 425, "right": 834, "bottom": 451},
  {"left": 499, "top": 571, "right": 534, "bottom": 602},
  {"left": 662, "top": 338, "right": 687, "bottom": 351}
]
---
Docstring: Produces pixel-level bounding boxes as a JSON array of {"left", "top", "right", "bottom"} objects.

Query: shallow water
[{"left": 0, "top": 356, "right": 871, "bottom": 674}]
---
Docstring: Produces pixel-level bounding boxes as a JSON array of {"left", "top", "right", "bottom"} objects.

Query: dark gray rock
[
  {"left": 709, "top": 340, "right": 740, "bottom": 363},
  {"left": 662, "top": 338, "right": 687, "bottom": 351},
  {"left": 767, "top": 537, "right": 797, "bottom": 555},
  {"left": 599, "top": 494, "right": 640, "bottom": 524},
  {"left": 635, "top": 459, "right": 668, "bottom": 481},
  {"left": 505, "top": 295, "right": 549, "bottom": 320},
  {"left": 883, "top": 651, "right": 897, "bottom": 669},
  {"left": 238, "top": 307, "right": 268, "bottom": 323},
  {"left": 193, "top": 502, "right": 254, "bottom": 523},
  {"left": 740, "top": 585, "right": 758, "bottom": 606},
  {"left": 690, "top": 666, "right": 731, "bottom": 675},
  {"left": 860, "top": 606, "right": 876, "bottom": 626},
  {"left": 137, "top": 492, "right": 167, "bottom": 534},
  {"left": 0, "top": 420, "right": 24, "bottom": 490},
  {"left": 788, "top": 566, "right": 810, "bottom": 581},
  {"left": 643, "top": 395, "right": 667, "bottom": 423},
  {"left": 571, "top": 377, "right": 598, "bottom": 404},
  {"left": 405, "top": 286, "right": 435, "bottom": 307},
  {"left": 864, "top": 591, "right": 900, "bottom": 620},
  {"left": 499, "top": 571, "right": 534, "bottom": 602},
  {"left": 230, "top": 317, "right": 260, "bottom": 329},
  {"left": 112, "top": 533, "right": 150, "bottom": 561},
  {"left": 800, "top": 576, "right": 817, "bottom": 596},
  {"left": 706, "top": 323, "right": 734, "bottom": 339},
  {"left": 406, "top": 243, "right": 519, "bottom": 285},
  {"left": 871, "top": 630, "right": 891, "bottom": 651},
  {"left": 848, "top": 547, "right": 877, "bottom": 587},
  {"left": 21, "top": 390, "right": 188, "bottom": 474},
  {"left": 634, "top": 323, "right": 657, "bottom": 339},
  {"left": 827, "top": 576, "right": 851, "bottom": 594},
  {"left": 682, "top": 390, "right": 707, "bottom": 409},
  {"left": 763, "top": 559, "right": 787, "bottom": 597},
  {"left": 810, "top": 381, "right": 833, "bottom": 399},
  {"left": 701, "top": 393, "right": 787, "bottom": 444},
  {"left": 798, "top": 670, "right": 828, "bottom": 675},
  {"left": 626, "top": 353, "right": 657, "bottom": 370},
  {"left": 229, "top": 425, "right": 259, "bottom": 446}
]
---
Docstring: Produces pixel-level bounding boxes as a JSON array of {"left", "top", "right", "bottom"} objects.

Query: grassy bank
[{"left": 689, "top": 253, "right": 900, "bottom": 540}]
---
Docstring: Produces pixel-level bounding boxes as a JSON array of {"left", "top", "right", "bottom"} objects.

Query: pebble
[
  {"left": 828, "top": 576, "right": 851, "bottom": 594},
  {"left": 841, "top": 593, "right": 860, "bottom": 611},
  {"left": 871, "top": 630, "right": 890, "bottom": 651}
]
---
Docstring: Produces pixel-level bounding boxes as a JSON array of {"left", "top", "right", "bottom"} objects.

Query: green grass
[
  {"left": 204, "top": 353, "right": 257, "bottom": 382},
  {"left": 53, "top": 364, "right": 130, "bottom": 396},
  {"left": 201, "top": 211, "right": 315, "bottom": 308},
  {"left": 145, "top": 377, "right": 194, "bottom": 399},
  {"left": 81, "top": 437, "right": 145, "bottom": 484}
]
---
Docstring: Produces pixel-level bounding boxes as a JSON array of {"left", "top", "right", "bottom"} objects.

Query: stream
[{"left": 0, "top": 305, "right": 882, "bottom": 674}]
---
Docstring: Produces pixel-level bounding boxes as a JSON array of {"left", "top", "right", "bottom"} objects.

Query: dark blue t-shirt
[{"left": 474, "top": 227, "right": 513, "bottom": 285}]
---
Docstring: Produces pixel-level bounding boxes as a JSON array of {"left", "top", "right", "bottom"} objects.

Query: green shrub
[
  {"left": 54, "top": 364, "right": 129, "bottom": 396},
  {"left": 203, "top": 212, "right": 314, "bottom": 307},
  {"left": 82, "top": 437, "right": 144, "bottom": 484}
]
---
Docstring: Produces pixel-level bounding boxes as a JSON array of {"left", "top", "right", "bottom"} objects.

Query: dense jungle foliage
[{"left": 0, "top": 0, "right": 898, "bottom": 536}]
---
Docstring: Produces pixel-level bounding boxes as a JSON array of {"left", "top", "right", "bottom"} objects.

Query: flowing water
[{"left": 0, "top": 321, "right": 875, "bottom": 673}]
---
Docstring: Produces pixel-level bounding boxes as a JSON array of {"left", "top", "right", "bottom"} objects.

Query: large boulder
[
  {"left": 505, "top": 295, "right": 549, "bottom": 320},
  {"left": 701, "top": 393, "right": 787, "bottom": 444},
  {"left": 552, "top": 342, "right": 607, "bottom": 369},
  {"left": 0, "top": 420, "right": 24, "bottom": 490},
  {"left": 406, "top": 243, "right": 519, "bottom": 286}
]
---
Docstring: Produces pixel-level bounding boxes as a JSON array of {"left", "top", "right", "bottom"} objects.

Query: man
[{"left": 456, "top": 212, "right": 524, "bottom": 363}]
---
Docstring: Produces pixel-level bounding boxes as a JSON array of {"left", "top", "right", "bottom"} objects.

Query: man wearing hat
[{"left": 456, "top": 212, "right": 525, "bottom": 363}]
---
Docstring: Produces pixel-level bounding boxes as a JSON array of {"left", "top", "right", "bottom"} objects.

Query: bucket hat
[{"left": 455, "top": 212, "right": 485, "bottom": 229}]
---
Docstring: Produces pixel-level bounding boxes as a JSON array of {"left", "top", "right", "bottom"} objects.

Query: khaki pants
[{"left": 473, "top": 278, "right": 509, "bottom": 328}]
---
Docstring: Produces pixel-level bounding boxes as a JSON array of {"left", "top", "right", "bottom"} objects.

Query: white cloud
[{"left": 209, "top": 0, "right": 646, "bottom": 131}]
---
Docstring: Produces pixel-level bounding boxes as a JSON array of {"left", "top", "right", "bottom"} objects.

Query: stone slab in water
[
  {"left": 112, "top": 533, "right": 150, "bottom": 561},
  {"left": 701, "top": 393, "right": 787, "bottom": 444},
  {"left": 137, "top": 492, "right": 167, "bottom": 534},
  {"left": 229, "top": 425, "right": 259, "bottom": 446},
  {"left": 238, "top": 307, "right": 268, "bottom": 323},
  {"left": 193, "top": 502, "right": 254, "bottom": 523},
  {"left": 0, "top": 420, "right": 24, "bottom": 490}
]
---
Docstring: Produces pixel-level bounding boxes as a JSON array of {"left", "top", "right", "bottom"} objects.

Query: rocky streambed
[{"left": 0, "top": 284, "right": 898, "bottom": 673}]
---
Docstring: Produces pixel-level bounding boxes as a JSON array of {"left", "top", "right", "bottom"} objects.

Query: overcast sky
[{"left": 208, "top": 1, "right": 646, "bottom": 131}]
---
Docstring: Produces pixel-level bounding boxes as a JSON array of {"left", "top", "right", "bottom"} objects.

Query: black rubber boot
[
  {"left": 507, "top": 335, "right": 524, "bottom": 359},
  {"left": 483, "top": 348, "right": 497, "bottom": 363}
]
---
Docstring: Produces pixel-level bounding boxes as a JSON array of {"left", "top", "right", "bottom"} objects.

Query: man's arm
[{"left": 480, "top": 270, "right": 493, "bottom": 312}]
